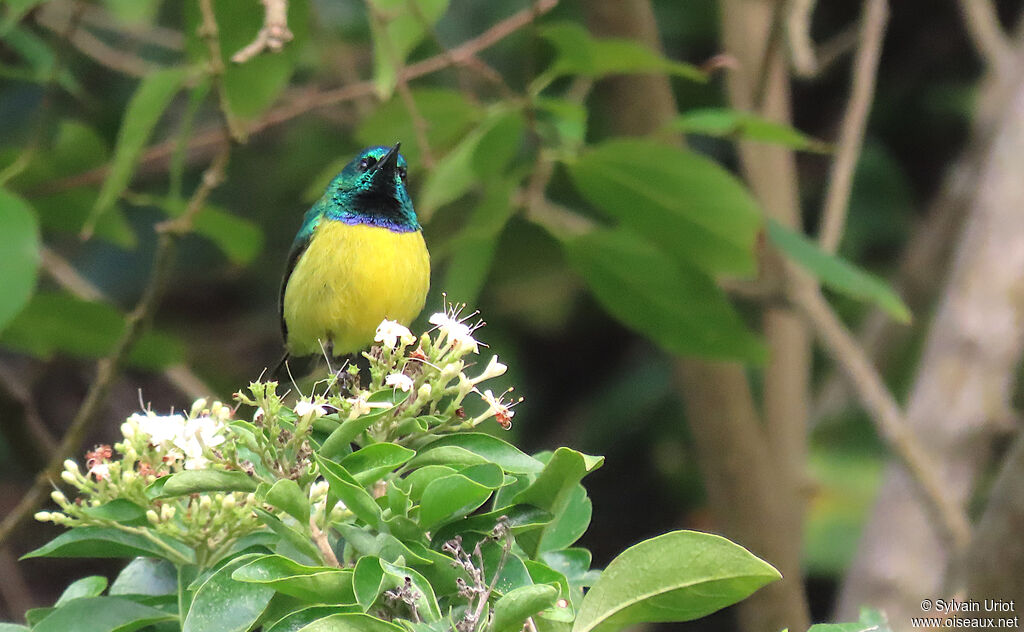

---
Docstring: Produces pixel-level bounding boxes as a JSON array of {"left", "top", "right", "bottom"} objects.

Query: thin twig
[
  {"left": 39, "top": 0, "right": 560, "bottom": 195},
  {"left": 197, "top": 0, "right": 244, "bottom": 141},
  {"left": 788, "top": 280, "right": 972, "bottom": 553},
  {"left": 957, "top": 0, "right": 1013, "bottom": 74},
  {"left": 817, "top": 0, "right": 888, "bottom": 254},
  {"left": 231, "top": 0, "right": 293, "bottom": 64},
  {"left": 309, "top": 517, "right": 341, "bottom": 567},
  {"left": 35, "top": 5, "right": 160, "bottom": 78}
]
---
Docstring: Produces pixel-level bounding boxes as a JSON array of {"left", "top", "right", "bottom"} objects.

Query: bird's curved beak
[{"left": 371, "top": 142, "right": 401, "bottom": 186}]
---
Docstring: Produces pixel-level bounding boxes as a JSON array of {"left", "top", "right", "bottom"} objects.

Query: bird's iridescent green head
[{"left": 321, "top": 143, "right": 419, "bottom": 232}]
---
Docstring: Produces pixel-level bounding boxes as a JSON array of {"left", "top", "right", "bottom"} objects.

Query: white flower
[
  {"left": 88, "top": 462, "right": 110, "bottom": 480},
  {"left": 253, "top": 407, "right": 265, "bottom": 422},
  {"left": 471, "top": 355, "right": 507, "bottom": 385},
  {"left": 385, "top": 372, "right": 414, "bottom": 392},
  {"left": 133, "top": 413, "right": 187, "bottom": 448},
  {"left": 375, "top": 319, "right": 415, "bottom": 350},
  {"left": 346, "top": 393, "right": 393, "bottom": 419},
  {"left": 294, "top": 399, "right": 327, "bottom": 419},
  {"left": 476, "top": 388, "right": 520, "bottom": 430},
  {"left": 429, "top": 300, "right": 483, "bottom": 355},
  {"left": 173, "top": 415, "right": 226, "bottom": 470}
]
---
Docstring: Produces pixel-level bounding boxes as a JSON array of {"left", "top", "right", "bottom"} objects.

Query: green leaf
[
  {"left": 419, "top": 108, "right": 524, "bottom": 218},
  {"left": 567, "top": 139, "right": 762, "bottom": 277},
  {"left": 315, "top": 455, "right": 382, "bottom": 527},
  {"left": 806, "top": 607, "right": 892, "bottom": 632},
  {"left": 405, "top": 445, "right": 489, "bottom": 470},
  {"left": 183, "top": 554, "right": 276, "bottom": 632},
  {"left": 431, "top": 505, "right": 552, "bottom": 546},
  {"left": 458, "top": 463, "right": 507, "bottom": 489},
  {"left": 513, "top": 449, "right": 602, "bottom": 559},
  {"left": 765, "top": 218, "right": 912, "bottom": 322},
  {"left": 0, "top": 291, "right": 184, "bottom": 369},
  {"left": 353, "top": 556, "right": 385, "bottom": 611},
  {"left": 368, "top": 0, "right": 449, "bottom": 98},
  {"left": 0, "top": 624, "right": 30, "bottom": 632},
  {"left": 417, "top": 473, "right": 493, "bottom": 530},
  {"left": 565, "top": 229, "right": 766, "bottom": 362},
  {"left": 255, "top": 508, "right": 322, "bottom": 566},
  {"left": 158, "top": 470, "right": 258, "bottom": 497},
  {"left": 379, "top": 561, "right": 442, "bottom": 622},
  {"left": 192, "top": 203, "right": 264, "bottom": 265},
  {"left": 266, "top": 479, "right": 310, "bottom": 525},
  {"left": 399, "top": 465, "right": 456, "bottom": 501},
  {"left": 22, "top": 526, "right": 195, "bottom": 564},
  {"left": 34, "top": 597, "right": 173, "bottom": 632},
  {"left": 537, "top": 484, "right": 591, "bottom": 553},
  {"left": 537, "top": 22, "right": 703, "bottom": 87},
  {"left": 441, "top": 180, "right": 517, "bottom": 306},
  {"left": 354, "top": 88, "right": 481, "bottom": 172},
  {"left": 232, "top": 555, "right": 356, "bottom": 604},
  {"left": 415, "top": 433, "right": 543, "bottom": 474},
  {"left": 109, "top": 558, "right": 178, "bottom": 596},
  {"left": 265, "top": 606, "right": 364, "bottom": 632},
  {"left": 340, "top": 443, "right": 415, "bottom": 486},
  {"left": 0, "top": 189, "right": 40, "bottom": 331},
  {"left": 319, "top": 391, "right": 407, "bottom": 460},
  {"left": 80, "top": 499, "right": 148, "bottom": 525},
  {"left": 295, "top": 613, "right": 405, "bottom": 632},
  {"left": 55, "top": 576, "right": 108, "bottom": 606},
  {"left": 524, "top": 561, "right": 575, "bottom": 621},
  {"left": 88, "top": 67, "right": 188, "bottom": 235},
  {"left": 492, "top": 584, "right": 559, "bottom": 632},
  {"left": 572, "top": 531, "right": 780, "bottom": 632},
  {"left": 673, "top": 108, "right": 829, "bottom": 152}
]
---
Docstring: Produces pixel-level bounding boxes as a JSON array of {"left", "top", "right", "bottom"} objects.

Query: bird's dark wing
[{"left": 279, "top": 235, "right": 310, "bottom": 343}]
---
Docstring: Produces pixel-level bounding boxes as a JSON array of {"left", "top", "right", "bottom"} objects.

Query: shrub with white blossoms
[{"left": 26, "top": 304, "right": 782, "bottom": 632}]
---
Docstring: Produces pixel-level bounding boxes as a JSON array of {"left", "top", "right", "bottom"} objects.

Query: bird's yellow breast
[{"left": 283, "top": 221, "right": 430, "bottom": 356}]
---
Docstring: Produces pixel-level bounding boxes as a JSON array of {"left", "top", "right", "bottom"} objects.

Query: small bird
[{"left": 277, "top": 143, "right": 430, "bottom": 370}]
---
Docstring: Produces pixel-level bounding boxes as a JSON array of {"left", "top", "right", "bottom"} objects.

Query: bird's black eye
[
  {"left": 398, "top": 166, "right": 408, "bottom": 184},
  {"left": 358, "top": 156, "right": 378, "bottom": 171}
]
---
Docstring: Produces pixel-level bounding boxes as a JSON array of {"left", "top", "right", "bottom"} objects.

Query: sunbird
[{"left": 277, "top": 143, "right": 430, "bottom": 371}]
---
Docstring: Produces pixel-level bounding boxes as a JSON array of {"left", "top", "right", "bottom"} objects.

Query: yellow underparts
[{"left": 283, "top": 221, "right": 430, "bottom": 356}]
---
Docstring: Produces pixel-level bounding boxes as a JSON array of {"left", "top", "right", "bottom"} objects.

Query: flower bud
[
  {"left": 200, "top": 495, "right": 212, "bottom": 511},
  {"left": 63, "top": 459, "right": 79, "bottom": 474},
  {"left": 50, "top": 490, "right": 67, "bottom": 505},
  {"left": 146, "top": 509, "right": 160, "bottom": 524},
  {"left": 34, "top": 511, "right": 51, "bottom": 522},
  {"left": 160, "top": 504, "right": 176, "bottom": 521},
  {"left": 223, "top": 494, "right": 236, "bottom": 509},
  {"left": 417, "top": 383, "right": 432, "bottom": 401},
  {"left": 61, "top": 471, "right": 77, "bottom": 485},
  {"left": 190, "top": 398, "right": 208, "bottom": 417}
]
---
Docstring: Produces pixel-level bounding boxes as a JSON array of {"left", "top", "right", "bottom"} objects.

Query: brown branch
[
  {"left": 231, "top": 0, "right": 293, "bottom": 64},
  {"left": 35, "top": 6, "right": 161, "bottom": 78},
  {"left": 787, "top": 280, "right": 972, "bottom": 552},
  {"left": 310, "top": 517, "right": 340, "bottom": 567},
  {"left": 38, "top": 0, "right": 559, "bottom": 196},
  {"left": 817, "top": 0, "right": 888, "bottom": 253}
]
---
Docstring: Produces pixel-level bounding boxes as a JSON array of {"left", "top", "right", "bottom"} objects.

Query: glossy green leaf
[
  {"left": 806, "top": 607, "right": 892, "bottom": 632},
  {"left": 55, "top": 575, "right": 108, "bottom": 606},
  {"left": 265, "top": 606, "right": 364, "bottom": 632},
  {"left": 415, "top": 433, "right": 543, "bottom": 474},
  {"left": 673, "top": 108, "right": 829, "bottom": 152},
  {"left": 0, "top": 188, "right": 39, "bottom": 332},
  {"left": 255, "top": 508, "right": 322, "bottom": 566},
  {"left": 458, "top": 463, "right": 507, "bottom": 489},
  {"left": 765, "top": 218, "right": 912, "bottom": 323},
  {"left": 492, "top": 584, "right": 559, "bottom": 632},
  {"left": 315, "top": 455, "right": 381, "bottom": 527},
  {"left": 340, "top": 443, "right": 415, "bottom": 486},
  {"left": 482, "top": 543, "right": 533, "bottom": 596},
  {"left": 368, "top": 0, "right": 449, "bottom": 98},
  {"left": 540, "top": 549, "right": 595, "bottom": 589},
  {"left": 109, "top": 558, "right": 178, "bottom": 596},
  {"left": 353, "top": 556, "right": 385, "bottom": 611},
  {"left": 159, "top": 470, "right": 258, "bottom": 497},
  {"left": 568, "top": 139, "right": 762, "bottom": 277},
  {"left": 537, "top": 484, "right": 591, "bottom": 553},
  {"left": 232, "top": 555, "right": 356, "bottom": 604},
  {"left": 0, "top": 291, "right": 184, "bottom": 369},
  {"left": 183, "top": 554, "right": 276, "bottom": 632},
  {"left": 88, "top": 67, "right": 188, "bottom": 235},
  {"left": 419, "top": 108, "right": 523, "bottom": 218},
  {"left": 572, "top": 531, "right": 780, "bottom": 632},
  {"left": 34, "top": 597, "right": 173, "bottom": 632},
  {"left": 417, "top": 473, "right": 492, "bottom": 530},
  {"left": 565, "top": 228, "right": 766, "bottom": 362},
  {"left": 432, "top": 505, "right": 552, "bottom": 547},
  {"left": 80, "top": 499, "right": 147, "bottom": 525},
  {"left": 405, "top": 445, "right": 490, "bottom": 470},
  {"left": 335, "top": 526, "right": 430, "bottom": 566},
  {"left": 400, "top": 465, "right": 457, "bottom": 501},
  {"left": 524, "top": 561, "right": 575, "bottom": 621},
  {"left": 266, "top": 479, "right": 310, "bottom": 525},
  {"left": 319, "top": 391, "right": 407, "bottom": 460},
  {"left": 295, "top": 613, "right": 405, "bottom": 632},
  {"left": 0, "top": 624, "right": 29, "bottom": 632},
  {"left": 22, "top": 526, "right": 194, "bottom": 564},
  {"left": 354, "top": 88, "right": 481, "bottom": 172},
  {"left": 537, "top": 22, "right": 703, "bottom": 86},
  {"left": 379, "top": 560, "right": 442, "bottom": 622}
]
